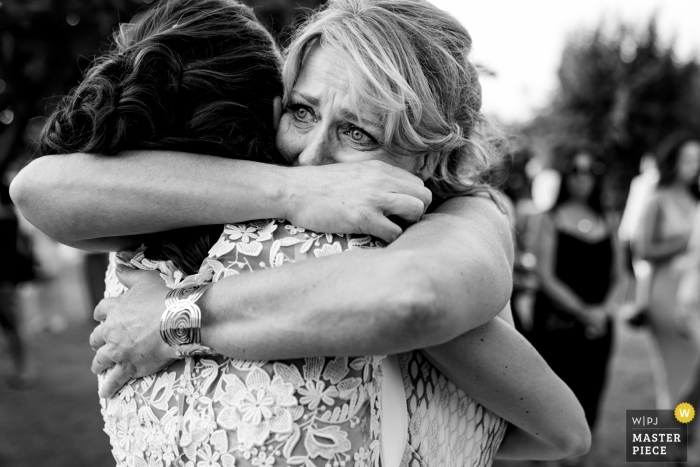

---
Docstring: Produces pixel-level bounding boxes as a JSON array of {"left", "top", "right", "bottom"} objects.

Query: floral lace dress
[{"left": 100, "top": 220, "right": 507, "bottom": 467}]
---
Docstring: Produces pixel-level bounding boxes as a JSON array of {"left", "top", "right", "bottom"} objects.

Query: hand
[
  {"left": 285, "top": 160, "right": 433, "bottom": 243},
  {"left": 583, "top": 306, "right": 608, "bottom": 339},
  {"left": 91, "top": 267, "right": 177, "bottom": 398}
]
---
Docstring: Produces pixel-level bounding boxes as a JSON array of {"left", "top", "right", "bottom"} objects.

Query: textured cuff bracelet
[{"left": 161, "top": 284, "right": 214, "bottom": 358}]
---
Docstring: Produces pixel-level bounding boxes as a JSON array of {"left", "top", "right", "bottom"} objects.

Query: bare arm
[
  {"left": 678, "top": 207, "right": 700, "bottom": 331},
  {"left": 424, "top": 319, "right": 590, "bottom": 460},
  {"left": 634, "top": 195, "right": 689, "bottom": 262},
  {"left": 93, "top": 195, "right": 513, "bottom": 393},
  {"left": 196, "top": 196, "right": 513, "bottom": 357},
  {"left": 10, "top": 151, "right": 431, "bottom": 248}
]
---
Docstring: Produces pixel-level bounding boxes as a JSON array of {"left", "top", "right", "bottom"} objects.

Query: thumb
[{"left": 115, "top": 265, "right": 146, "bottom": 288}]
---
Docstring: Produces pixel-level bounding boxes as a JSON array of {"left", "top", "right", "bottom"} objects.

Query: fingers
[
  {"left": 115, "top": 265, "right": 142, "bottom": 288},
  {"left": 364, "top": 213, "right": 403, "bottom": 243},
  {"left": 362, "top": 160, "right": 433, "bottom": 208},
  {"left": 93, "top": 298, "right": 113, "bottom": 322},
  {"left": 390, "top": 178, "right": 432, "bottom": 210},
  {"left": 89, "top": 325, "right": 106, "bottom": 351},
  {"left": 91, "top": 346, "right": 116, "bottom": 375},
  {"left": 381, "top": 193, "right": 426, "bottom": 223},
  {"left": 99, "top": 364, "right": 133, "bottom": 399}
]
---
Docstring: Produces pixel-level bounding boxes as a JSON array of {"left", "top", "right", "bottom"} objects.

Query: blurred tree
[
  {"left": 0, "top": 0, "right": 325, "bottom": 177},
  {"left": 522, "top": 19, "right": 700, "bottom": 208}
]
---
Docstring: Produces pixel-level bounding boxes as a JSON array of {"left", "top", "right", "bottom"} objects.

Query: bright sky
[{"left": 430, "top": 0, "right": 700, "bottom": 123}]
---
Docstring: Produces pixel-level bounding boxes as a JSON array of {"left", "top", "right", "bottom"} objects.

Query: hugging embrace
[{"left": 12, "top": 0, "right": 591, "bottom": 466}]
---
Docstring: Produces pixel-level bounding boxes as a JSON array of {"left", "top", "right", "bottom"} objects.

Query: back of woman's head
[
  {"left": 656, "top": 130, "right": 700, "bottom": 190},
  {"left": 41, "top": 0, "right": 283, "bottom": 162},
  {"left": 40, "top": 0, "right": 283, "bottom": 275},
  {"left": 284, "top": 0, "right": 506, "bottom": 200}
]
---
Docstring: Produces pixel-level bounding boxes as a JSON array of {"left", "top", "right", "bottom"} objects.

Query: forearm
[
  {"left": 638, "top": 238, "right": 688, "bottom": 262},
  {"left": 202, "top": 249, "right": 433, "bottom": 358},
  {"left": 497, "top": 425, "right": 584, "bottom": 460},
  {"left": 201, "top": 249, "right": 504, "bottom": 358},
  {"left": 422, "top": 318, "right": 590, "bottom": 460},
  {"left": 200, "top": 199, "right": 513, "bottom": 359},
  {"left": 10, "top": 151, "right": 288, "bottom": 247}
]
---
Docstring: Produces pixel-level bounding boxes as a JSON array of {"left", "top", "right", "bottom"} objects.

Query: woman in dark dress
[{"left": 530, "top": 146, "right": 625, "bottom": 432}]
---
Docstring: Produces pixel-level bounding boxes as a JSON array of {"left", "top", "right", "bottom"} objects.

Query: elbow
[
  {"left": 547, "top": 412, "right": 591, "bottom": 459},
  {"left": 9, "top": 165, "right": 32, "bottom": 214},
  {"left": 10, "top": 157, "right": 72, "bottom": 243},
  {"left": 380, "top": 249, "right": 511, "bottom": 349},
  {"left": 10, "top": 157, "right": 52, "bottom": 216},
  {"left": 380, "top": 251, "right": 443, "bottom": 349},
  {"left": 558, "top": 424, "right": 592, "bottom": 459}
]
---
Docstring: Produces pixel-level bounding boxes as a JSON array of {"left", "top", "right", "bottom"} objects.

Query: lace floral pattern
[
  {"left": 101, "top": 219, "right": 506, "bottom": 467},
  {"left": 101, "top": 220, "right": 386, "bottom": 467}
]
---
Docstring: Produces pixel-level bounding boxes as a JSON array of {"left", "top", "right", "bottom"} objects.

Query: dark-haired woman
[
  {"left": 635, "top": 132, "right": 700, "bottom": 408},
  {"left": 530, "top": 148, "right": 625, "bottom": 431}
]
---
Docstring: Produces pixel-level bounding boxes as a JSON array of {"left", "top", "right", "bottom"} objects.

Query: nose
[{"left": 295, "top": 127, "right": 333, "bottom": 167}]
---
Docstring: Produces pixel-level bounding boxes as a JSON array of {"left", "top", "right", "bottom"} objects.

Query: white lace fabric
[
  {"left": 100, "top": 219, "right": 507, "bottom": 467},
  {"left": 101, "top": 220, "right": 385, "bottom": 467}
]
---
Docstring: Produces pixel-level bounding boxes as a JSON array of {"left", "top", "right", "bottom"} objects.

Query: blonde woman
[{"left": 13, "top": 0, "right": 589, "bottom": 465}]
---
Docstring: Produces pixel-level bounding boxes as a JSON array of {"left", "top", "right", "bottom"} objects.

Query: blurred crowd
[{"left": 500, "top": 133, "right": 700, "bottom": 464}]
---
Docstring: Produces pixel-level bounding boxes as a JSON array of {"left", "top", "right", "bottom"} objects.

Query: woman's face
[
  {"left": 564, "top": 152, "right": 597, "bottom": 201},
  {"left": 675, "top": 141, "right": 700, "bottom": 185},
  {"left": 275, "top": 43, "right": 425, "bottom": 176}
]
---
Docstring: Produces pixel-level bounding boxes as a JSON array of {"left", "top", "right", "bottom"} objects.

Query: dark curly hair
[{"left": 40, "top": 0, "right": 283, "bottom": 274}]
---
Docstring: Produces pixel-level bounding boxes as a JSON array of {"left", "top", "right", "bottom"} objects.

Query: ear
[
  {"left": 273, "top": 96, "right": 282, "bottom": 131},
  {"left": 416, "top": 153, "right": 433, "bottom": 181}
]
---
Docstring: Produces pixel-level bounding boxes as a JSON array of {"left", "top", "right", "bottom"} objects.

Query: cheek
[{"left": 275, "top": 117, "right": 302, "bottom": 164}]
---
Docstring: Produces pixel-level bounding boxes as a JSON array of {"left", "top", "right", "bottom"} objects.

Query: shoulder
[{"left": 432, "top": 195, "right": 514, "bottom": 264}]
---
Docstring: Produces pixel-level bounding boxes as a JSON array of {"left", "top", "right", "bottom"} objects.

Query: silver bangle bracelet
[{"left": 161, "top": 284, "right": 213, "bottom": 356}]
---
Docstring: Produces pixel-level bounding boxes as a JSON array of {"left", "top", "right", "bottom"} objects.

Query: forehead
[
  {"left": 679, "top": 141, "right": 700, "bottom": 160},
  {"left": 295, "top": 43, "right": 352, "bottom": 97}
]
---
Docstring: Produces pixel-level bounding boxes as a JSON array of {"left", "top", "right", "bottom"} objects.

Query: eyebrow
[{"left": 290, "top": 91, "right": 320, "bottom": 108}]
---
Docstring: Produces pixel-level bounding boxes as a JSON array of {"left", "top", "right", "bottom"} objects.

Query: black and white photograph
[{"left": 1, "top": 0, "right": 699, "bottom": 466}]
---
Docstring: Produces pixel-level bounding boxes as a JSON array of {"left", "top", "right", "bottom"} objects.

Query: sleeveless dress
[
  {"left": 529, "top": 219, "right": 614, "bottom": 427},
  {"left": 100, "top": 220, "right": 507, "bottom": 467},
  {"left": 645, "top": 191, "right": 700, "bottom": 408}
]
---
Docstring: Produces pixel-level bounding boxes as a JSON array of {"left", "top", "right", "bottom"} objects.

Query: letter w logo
[{"left": 680, "top": 409, "right": 691, "bottom": 417}]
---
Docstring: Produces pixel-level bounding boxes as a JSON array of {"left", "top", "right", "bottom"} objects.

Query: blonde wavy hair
[{"left": 283, "top": 0, "right": 506, "bottom": 200}]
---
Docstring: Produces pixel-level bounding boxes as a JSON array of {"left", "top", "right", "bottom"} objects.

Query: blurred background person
[
  {"left": 0, "top": 182, "right": 33, "bottom": 387},
  {"left": 677, "top": 203, "right": 700, "bottom": 351},
  {"left": 500, "top": 147, "right": 540, "bottom": 334},
  {"left": 529, "top": 145, "right": 626, "bottom": 459},
  {"left": 634, "top": 131, "right": 700, "bottom": 409},
  {"left": 674, "top": 203, "right": 700, "bottom": 463},
  {"left": 618, "top": 153, "right": 659, "bottom": 327}
]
